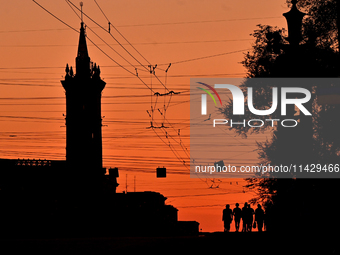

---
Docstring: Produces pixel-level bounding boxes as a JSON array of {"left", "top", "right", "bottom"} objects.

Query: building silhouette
[
  {"left": 0, "top": 21, "right": 199, "bottom": 238},
  {"left": 61, "top": 21, "right": 106, "bottom": 177}
]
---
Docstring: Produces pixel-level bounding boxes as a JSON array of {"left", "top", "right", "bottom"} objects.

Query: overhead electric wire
[
  {"left": 32, "top": 0, "right": 133, "bottom": 76},
  {"left": 0, "top": 39, "right": 252, "bottom": 48},
  {"left": 32, "top": 0, "right": 78, "bottom": 33},
  {"left": 151, "top": 133, "right": 210, "bottom": 187},
  {"left": 65, "top": 0, "right": 148, "bottom": 74},
  {"left": 33, "top": 0, "right": 157, "bottom": 93},
  {"left": 0, "top": 16, "right": 281, "bottom": 33},
  {"left": 68, "top": 0, "right": 170, "bottom": 92},
  {"left": 66, "top": 1, "right": 190, "bottom": 160},
  {"left": 0, "top": 45, "right": 250, "bottom": 70},
  {"left": 87, "top": 26, "right": 149, "bottom": 73},
  {"left": 28, "top": 0, "right": 258, "bottom": 191},
  {"left": 66, "top": 0, "right": 170, "bottom": 94},
  {"left": 170, "top": 48, "right": 250, "bottom": 65},
  {"left": 67, "top": 0, "right": 150, "bottom": 72},
  {"left": 116, "top": 16, "right": 282, "bottom": 28},
  {"left": 151, "top": 120, "right": 218, "bottom": 187},
  {"left": 93, "top": 0, "right": 109, "bottom": 21},
  {"left": 93, "top": 0, "right": 151, "bottom": 66}
]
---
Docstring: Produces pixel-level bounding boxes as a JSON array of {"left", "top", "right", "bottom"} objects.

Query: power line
[
  {"left": 93, "top": 0, "right": 110, "bottom": 21},
  {"left": 0, "top": 16, "right": 282, "bottom": 33},
  {"left": 40, "top": 0, "right": 255, "bottom": 151},
  {"left": 0, "top": 45, "right": 249, "bottom": 71},
  {"left": 33, "top": 0, "right": 134, "bottom": 77},
  {"left": 65, "top": 0, "right": 147, "bottom": 74},
  {"left": 27, "top": 1, "right": 258, "bottom": 191},
  {"left": 116, "top": 16, "right": 283, "bottom": 28},
  {"left": 0, "top": 73, "right": 245, "bottom": 79},
  {"left": 93, "top": 0, "right": 151, "bottom": 66},
  {"left": 33, "top": 0, "right": 158, "bottom": 93},
  {"left": 67, "top": 1, "right": 173, "bottom": 94},
  {"left": 0, "top": 28, "right": 69, "bottom": 33},
  {"left": 32, "top": 0, "right": 79, "bottom": 33},
  {"left": 171, "top": 49, "right": 250, "bottom": 65},
  {"left": 67, "top": 0, "right": 150, "bottom": 72},
  {"left": 67, "top": 0, "right": 170, "bottom": 93},
  {"left": 87, "top": 26, "right": 148, "bottom": 73},
  {"left": 0, "top": 39, "right": 253, "bottom": 48}
]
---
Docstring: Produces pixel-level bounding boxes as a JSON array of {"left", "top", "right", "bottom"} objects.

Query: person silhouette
[
  {"left": 233, "top": 203, "right": 242, "bottom": 232},
  {"left": 247, "top": 204, "right": 255, "bottom": 232},
  {"left": 222, "top": 204, "right": 233, "bottom": 232},
  {"left": 241, "top": 202, "right": 248, "bottom": 232},
  {"left": 255, "top": 204, "right": 265, "bottom": 232}
]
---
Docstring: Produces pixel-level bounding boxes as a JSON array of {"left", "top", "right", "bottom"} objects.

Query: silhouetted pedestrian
[
  {"left": 233, "top": 203, "right": 242, "bottom": 232},
  {"left": 241, "top": 202, "right": 248, "bottom": 232},
  {"left": 255, "top": 204, "right": 265, "bottom": 232},
  {"left": 222, "top": 204, "right": 233, "bottom": 232},
  {"left": 247, "top": 204, "right": 254, "bottom": 232}
]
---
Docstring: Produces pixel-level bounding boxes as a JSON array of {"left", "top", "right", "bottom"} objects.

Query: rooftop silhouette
[{"left": 0, "top": 20, "right": 198, "bottom": 239}]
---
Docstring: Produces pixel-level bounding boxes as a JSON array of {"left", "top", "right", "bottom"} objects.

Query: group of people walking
[{"left": 222, "top": 202, "right": 265, "bottom": 232}]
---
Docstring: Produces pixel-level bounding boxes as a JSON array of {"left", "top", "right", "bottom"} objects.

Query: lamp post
[{"left": 283, "top": 0, "right": 306, "bottom": 47}]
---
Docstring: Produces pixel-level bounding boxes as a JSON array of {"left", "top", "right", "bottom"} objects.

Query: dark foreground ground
[{"left": 0, "top": 232, "right": 337, "bottom": 255}]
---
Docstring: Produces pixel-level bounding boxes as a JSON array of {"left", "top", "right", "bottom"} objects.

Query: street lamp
[{"left": 283, "top": 0, "right": 306, "bottom": 47}]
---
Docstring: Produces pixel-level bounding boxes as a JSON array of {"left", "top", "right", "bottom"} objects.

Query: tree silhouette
[{"left": 220, "top": 1, "right": 340, "bottom": 234}]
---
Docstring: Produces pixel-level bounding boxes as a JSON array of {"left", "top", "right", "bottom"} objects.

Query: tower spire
[
  {"left": 77, "top": 22, "right": 89, "bottom": 60},
  {"left": 76, "top": 2, "right": 90, "bottom": 78}
]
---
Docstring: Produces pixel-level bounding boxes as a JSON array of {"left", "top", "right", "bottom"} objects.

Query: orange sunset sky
[{"left": 0, "top": 0, "right": 290, "bottom": 232}]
